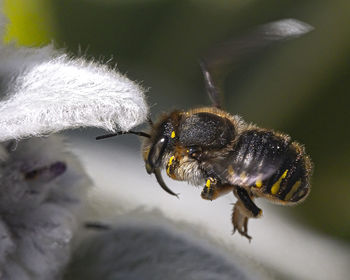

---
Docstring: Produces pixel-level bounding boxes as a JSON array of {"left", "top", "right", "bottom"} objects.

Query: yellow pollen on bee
[
  {"left": 166, "top": 155, "right": 175, "bottom": 175},
  {"left": 171, "top": 131, "right": 176, "bottom": 138},
  {"left": 206, "top": 179, "right": 211, "bottom": 188},
  {"left": 271, "top": 169, "right": 288, "bottom": 195},
  {"left": 255, "top": 179, "right": 263, "bottom": 188},
  {"left": 285, "top": 180, "right": 301, "bottom": 201}
]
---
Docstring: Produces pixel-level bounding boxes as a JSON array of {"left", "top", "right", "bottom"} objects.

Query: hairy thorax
[{"left": 162, "top": 150, "right": 205, "bottom": 186}]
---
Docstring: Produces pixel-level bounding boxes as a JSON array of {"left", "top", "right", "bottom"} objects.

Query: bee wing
[
  {"left": 205, "top": 130, "right": 291, "bottom": 187},
  {"left": 220, "top": 158, "right": 283, "bottom": 188},
  {"left": 201, "top": 19, "right": 314, "bottom": 108},
  {"left": 199, "top": 60, "right": 221, "bottom": 108}
]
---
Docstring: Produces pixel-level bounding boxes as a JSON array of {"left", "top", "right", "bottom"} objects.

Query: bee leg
[
  {"left": 232, "top": 187, "right": 262, "bottom": 241},
  {"left": 201, "top": 177, "right": 234, "bottom": 200},
  {"left": 232, "top": 200, "right": 253, "bottom": 241}
]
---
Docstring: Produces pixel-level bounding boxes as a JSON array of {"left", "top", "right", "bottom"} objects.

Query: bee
[{"left": 97, "top": 19, "right": 313, "bottom": 240}]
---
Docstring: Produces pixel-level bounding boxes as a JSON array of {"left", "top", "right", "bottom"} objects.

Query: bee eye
[{"left": 147, "top": 137, "right": 169, "bottom": 172}]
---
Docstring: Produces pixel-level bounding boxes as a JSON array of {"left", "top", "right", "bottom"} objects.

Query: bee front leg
[
  {"left": 232, "top": 187, "right": 262, "bottom": 241},
  {"left": 201, "top": 177, "right": 234, "bottom": 200}
]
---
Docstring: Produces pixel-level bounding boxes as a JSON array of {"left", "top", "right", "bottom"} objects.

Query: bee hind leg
[{"left": 232, "top": 187, "right": 262, "bottom": 241}]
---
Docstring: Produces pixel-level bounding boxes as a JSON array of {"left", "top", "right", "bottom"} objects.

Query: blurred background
[{"left": 3, "top": 0, "right": 350, "bottom": 276}]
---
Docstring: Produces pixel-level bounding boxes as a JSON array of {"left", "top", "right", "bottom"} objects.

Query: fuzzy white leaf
[{"left": 0, "top": 45, "right": 148, "bottom": 141}]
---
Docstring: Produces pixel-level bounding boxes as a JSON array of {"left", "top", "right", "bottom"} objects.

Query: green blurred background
[{"left": 4, "top": 0, "right": 350, "bottom": 241}]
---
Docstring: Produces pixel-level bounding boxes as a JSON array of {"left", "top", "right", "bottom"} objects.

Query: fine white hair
[
  {"left": 0, "top": 0, "right": 147, "bottom": 141},
  {"left": 0, "top": 44, "right": 148, "bottom": 141}
]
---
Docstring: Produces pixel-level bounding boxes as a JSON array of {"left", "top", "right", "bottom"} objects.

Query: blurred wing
[
  {"left": 199, "top": 60, "right": 221, "bottom": 108},
  {"left": 205, "top": 130, "right": 291, "bottom": 187},
  {"left": 201, "top": 19, "right": 314, "bottom": 108}
]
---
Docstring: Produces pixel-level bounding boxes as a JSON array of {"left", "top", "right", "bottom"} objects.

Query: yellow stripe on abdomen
[
  {"left": 271, "top": 169, "right": 288, "bottom": 195},
  {"left": 285, "top": 180, "right": 301, "bottom": 201}
]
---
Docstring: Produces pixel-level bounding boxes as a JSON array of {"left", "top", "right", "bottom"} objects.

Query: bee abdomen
[
  {"left": 203, "top": 128, "right": 312, "bottom": 204},
  {"left": 207, "top": 129, "right": 291, "bottom": 187},
  {"left": 262, "top": 142, "right": 312, "bottom": 203}
]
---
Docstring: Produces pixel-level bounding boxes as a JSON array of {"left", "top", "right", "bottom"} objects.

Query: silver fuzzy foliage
[
  {"left": 0, "top": 136, "right": 91, "bottom": 279},
  {"left": 0, "top": 44, "right": 148, "bottom": 141}
]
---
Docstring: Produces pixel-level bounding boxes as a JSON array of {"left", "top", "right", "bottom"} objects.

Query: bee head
[
  {"left": 142, "top": 112, "right": 181, "bottom": 197},
  {"left": 144, "top": 114, "right": 177, "bottom": 169},
  {"left": 96, "top": 111, "right": 181, "bottom": 198}
]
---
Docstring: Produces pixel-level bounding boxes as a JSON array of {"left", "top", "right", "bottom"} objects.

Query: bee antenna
[{"left": 96, "top": 131, "right": 151, "bottom": 140}]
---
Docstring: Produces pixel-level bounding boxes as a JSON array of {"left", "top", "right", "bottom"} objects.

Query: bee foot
[
  {"left": 232, "top": 218, "right": 252, "bottom": 241},
  {"left": 232, "top": 201, "right": 252, "bottom": 241}
]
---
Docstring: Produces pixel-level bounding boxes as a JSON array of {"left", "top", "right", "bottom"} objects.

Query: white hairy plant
[
  {"left": 0, "top": 136, "right": 92, "bottom": 280},
  {"left": 0, "top": 2, "right": 149, "bottom": 279},
  {"left": 0, "top": 44, "right": 148, "bottom": 141},
  {"left": 0, "top": 38, "right": 150, "bottom": 277},
  {"left": 0, "top": 0, "right": 148, "bottom": 141}
]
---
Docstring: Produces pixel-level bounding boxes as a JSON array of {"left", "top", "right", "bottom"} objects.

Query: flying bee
[{"left": 97, "top": 19, "right": 313, "bottom": 240}]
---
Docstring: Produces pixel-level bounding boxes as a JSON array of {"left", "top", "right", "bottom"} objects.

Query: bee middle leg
[
  {"left": 201, "top": 177, "right": 234, "bottom": 200},
  {"left": 232, "top": 187, "right": 262, "bottom": 241}
]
